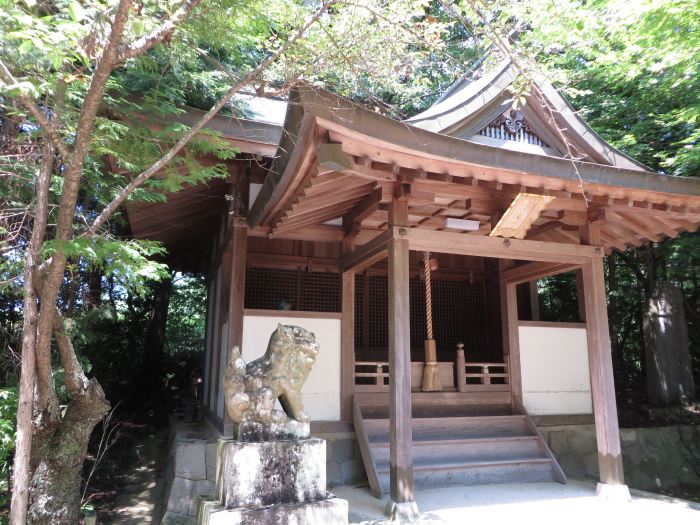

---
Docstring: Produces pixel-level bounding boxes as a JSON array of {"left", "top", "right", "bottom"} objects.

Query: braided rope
[{"left": 423, "top": 251, "right": 433, "bottom": 340}]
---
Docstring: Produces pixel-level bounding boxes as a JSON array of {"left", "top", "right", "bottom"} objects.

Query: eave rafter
[{"left": 249, "top": 92, "right": 700, "bottom": 251}]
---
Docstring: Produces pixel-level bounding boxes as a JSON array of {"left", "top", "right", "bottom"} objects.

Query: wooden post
[
  {"left": 386, "top": 198, "right": 419, "bottom": 521},
  {"left": 455, "top": 343, "right": 466, "bottom": 393},
  {"left": 499, "top": 260, "right": 522, "bottom": 403},
  {"left": 341, "top": 271, "right": 355, "bottom": 421},
  {"left": 225, "top": 218, "right": 247, "bottom": 434},
  {"left": 580, "top": 223, "right": 629, "bottom": 498}
]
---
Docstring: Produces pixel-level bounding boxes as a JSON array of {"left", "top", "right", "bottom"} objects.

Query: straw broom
[{"left": 421, "top": 251, "right": 440, "bottom": 392}]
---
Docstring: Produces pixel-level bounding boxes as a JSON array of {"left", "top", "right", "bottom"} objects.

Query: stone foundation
[
  {"left": 162, "top": 420, "right": 218, "bottom": 524},
  {"left": 539, "top": 423, "right": 700, "bottom": 490}
]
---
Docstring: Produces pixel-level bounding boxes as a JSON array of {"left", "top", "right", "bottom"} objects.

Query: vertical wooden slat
[
  {"left": 341, "top": 271, "right": 355, "bottom": 421},
  {"left": 362, "top": 270, "right": 370, "bottom": 356},
  {"left": 387, "top": 198, "right": 415, "bottom": 507}
]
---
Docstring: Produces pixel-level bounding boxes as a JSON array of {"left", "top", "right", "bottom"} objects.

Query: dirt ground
[{"left": 83, "top": 409, "right": 170, "bottom": 524}]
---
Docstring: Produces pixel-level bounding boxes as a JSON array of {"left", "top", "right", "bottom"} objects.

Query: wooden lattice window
[
  {"left": 245, "top": 268, "right": 340, "bottom": 312},
  {"left": 354, "top": 275, "right": 489, "bottom": 362}
]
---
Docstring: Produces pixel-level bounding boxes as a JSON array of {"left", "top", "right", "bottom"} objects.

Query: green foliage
[
  {"left": 488, "top": 0, "right": 700, "bottom": 177},
  {"left": 165, "top": 273, "right": 206, "bottom": 356},
  {"left": 0, "top": 388, "right": 18, "bottom": 511}
]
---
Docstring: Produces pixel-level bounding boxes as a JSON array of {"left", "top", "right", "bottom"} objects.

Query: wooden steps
[{"left": 353, "top": 398, "right": 566, "bottom": 497}]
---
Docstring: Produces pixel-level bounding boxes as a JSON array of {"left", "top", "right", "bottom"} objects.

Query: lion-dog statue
[{"left": 223, "top": 324, "right": 319, "bottom": 441}]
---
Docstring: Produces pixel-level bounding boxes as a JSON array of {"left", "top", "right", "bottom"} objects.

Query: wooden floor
[{"left": 353, "top": 393, "right": 566, "bottom": 497}]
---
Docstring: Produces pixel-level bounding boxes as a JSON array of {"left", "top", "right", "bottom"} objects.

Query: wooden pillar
[
  {"left": 499, "top": 260, "right": 522, "bottom": 402},
  {"left": 227, "top": 219, "right": 247, "bottom": 352},
  {"left": 386, "top": 198, "right": 419, "bottom": 521},
  {"left": 528, "top": 280, "right": 540, "bottom": 321},
  {"left": 580, "top": 223, "right": 628, "bottom": 497},
  {"left": 341, "top": 271, "right": 355, "bottom": 421},
  {"left": 225, "top": 218, "right": 248, "bottom": 434}
]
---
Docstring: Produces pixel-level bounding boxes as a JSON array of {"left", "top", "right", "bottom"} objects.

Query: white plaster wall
[
  {"left": 241, "top": 314, "right": 341, "bottom": 421},
  {"left": 519, "top": 324, "right": 592, "bottom": 415}
]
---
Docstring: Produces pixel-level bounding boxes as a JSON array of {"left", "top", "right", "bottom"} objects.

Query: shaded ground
[{"left": 83, "top": 409, "right": 170, "bottom": 524}]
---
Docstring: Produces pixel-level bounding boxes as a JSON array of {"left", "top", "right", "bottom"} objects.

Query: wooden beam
[
  {"left": 343, "top": 187, "right": 383, "bottom": 231},
  {"left": 386, "top": 197, "right": 416, "bottom": 512},
  {"left": 402, "top": 227, "right": 599, "bottom": 263},
  {"left": 490, "top": 193, "right": 555, "bottom": 239},
  {"left": 317, "top": 143, "right": 352, "bottom": 174},
  {"left": 341, "top": 230, "right": 391, "bottom": 273},
  {"left": 340, "top": 271, "right": 355, "bottom": 421},
  {"left": 501, "top": 261, "right": 580, "bottom": 285}
]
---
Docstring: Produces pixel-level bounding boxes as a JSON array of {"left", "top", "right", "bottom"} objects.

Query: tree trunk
[
  {"left": 135, "top": 274, "right": 173, "bottom": 396},
  {"left": 28, "top": 381, "right": 110, "bottom": 525},
  {"left": 644, "top": 281, "right": 695, "bottom": 405}
]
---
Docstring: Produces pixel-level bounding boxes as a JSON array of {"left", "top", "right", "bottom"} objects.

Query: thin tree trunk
[
  {"left": 135, "top": 274, "right": 173, "bottom": 398},
  {"left": 10, "top": 142, "right": 53, "bottom": 525}
]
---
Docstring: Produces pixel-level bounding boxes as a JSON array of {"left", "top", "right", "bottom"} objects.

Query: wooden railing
[
  {"left": 455, "top": 344, "right": 509, "bottom": 392},
  {"left": 354, "top": 361, "right": 390, "bottom": 389},
  {"left": 354, "top": 353, "right": 509, "bottom": 393}
]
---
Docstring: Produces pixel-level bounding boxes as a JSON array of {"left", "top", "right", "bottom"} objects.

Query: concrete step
[
  {"left": 376, "top": 457, "right": 555, "bottom": 491},
  {"left": 364, "top": 415, "right": 531, "bottom": 441},
  {"left": 370, "top": 435, "right": 542, "bottom": 465}
]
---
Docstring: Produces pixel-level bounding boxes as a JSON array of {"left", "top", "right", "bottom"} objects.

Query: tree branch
[
  {"left": 9, "top": 140, "right": 53, "bottom": 525},
  {"left": 52, "top": 306, "right": 90, "bottom": 396},
  {"left": 34, "top": 0, "right": 133, "bottom": 419},
  {"left": 0, "top": 59, "right": 71, "bottom": 159},
  {"left": 87, "top": 0, "right": 338, "bottom": 235},
  {"left": 116, "top": 0, "right": 201, "bottom": 62}
]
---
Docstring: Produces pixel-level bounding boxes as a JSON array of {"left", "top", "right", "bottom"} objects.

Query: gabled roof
[
  {"left": 248, "top": 83, "right": 700, "bottom": 253},
  {"left": 406, "top": 59, "right": 649, "bottom": 171}
]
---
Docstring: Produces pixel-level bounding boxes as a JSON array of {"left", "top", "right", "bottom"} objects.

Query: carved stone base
[
  {"left": 385, "top": 499, "right": 420, "bottom": 523},
  {"left": 198, "top": 495, "right": 348, "bottom": 525},
  {"left": 596, "top": 482, "right": 631, "bottom": 501}
]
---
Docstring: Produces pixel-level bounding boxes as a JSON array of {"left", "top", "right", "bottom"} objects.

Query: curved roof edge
[
  {"left": 248, "top": 83, "right": 700, "bottom": 229},
  {"left": 406, "top": 59, "right": 650, "bottom": 172}
]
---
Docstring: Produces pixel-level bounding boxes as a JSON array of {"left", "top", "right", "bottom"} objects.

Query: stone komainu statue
[{"left": 224, "top": 324, "right": 319, "bottom": 441}]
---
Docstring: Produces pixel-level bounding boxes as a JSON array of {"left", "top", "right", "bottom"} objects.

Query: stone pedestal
[{"left": 197, "top": 438, "right": 348, "bottom": 525}]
